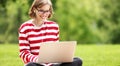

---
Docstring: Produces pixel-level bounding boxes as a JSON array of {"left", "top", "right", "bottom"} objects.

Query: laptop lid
[{"left": 37, "top": 41, "right": 77, "bottom": 63}]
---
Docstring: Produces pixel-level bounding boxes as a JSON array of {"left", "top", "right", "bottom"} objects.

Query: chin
[{"left": 41, "top": 18, "right": 46, "bottom": 21}]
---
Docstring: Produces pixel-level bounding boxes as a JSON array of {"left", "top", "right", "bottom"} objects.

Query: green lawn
[{"left": 0, "top": 44, "right": 120, "bottom": 66}]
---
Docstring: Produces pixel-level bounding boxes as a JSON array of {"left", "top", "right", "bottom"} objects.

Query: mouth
[
  {"left": 39, "top": 15, "right": 47, "bottom": 19},
  {"left": 41, "top": 16, "right": 46, "bottom": 19}
]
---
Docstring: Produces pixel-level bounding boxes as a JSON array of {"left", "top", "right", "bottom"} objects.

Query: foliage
[
  {"left": 0, "top": 0, "right": 120, "bottom": 44},
  {"left": 0, "top": 0, "right": 29, "bottom": 43},
  {"left": 54, "top": 0, "right": 120, "bottom": 44}
]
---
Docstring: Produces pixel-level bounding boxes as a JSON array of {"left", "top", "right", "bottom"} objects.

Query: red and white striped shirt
[{"left": 19, "top": 19, "right": 59, "bottom": 66}]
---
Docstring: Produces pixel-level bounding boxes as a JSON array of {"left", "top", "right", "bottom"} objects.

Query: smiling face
[
  {"left": 29, "top": 0, "right": 53, "bottom": 20},
  {"left": 35, "top": 4, "right": 50, "bottom": 21}
]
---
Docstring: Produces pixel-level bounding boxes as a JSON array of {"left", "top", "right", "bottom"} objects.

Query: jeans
[{"left": 26, "top": 57, "right": 82, "bottom": 66}]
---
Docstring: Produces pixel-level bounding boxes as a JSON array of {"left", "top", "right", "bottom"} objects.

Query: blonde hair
[{"left": 29, "top": 0, "right": 53, "bottom": 18}]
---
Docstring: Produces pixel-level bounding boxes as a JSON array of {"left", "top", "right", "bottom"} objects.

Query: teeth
[{"left": 39, "top": 15, "right": 47, "bottom": 19}]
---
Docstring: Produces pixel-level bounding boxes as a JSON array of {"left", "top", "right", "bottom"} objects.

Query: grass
[
  {"left": 0, "top": 44, "right": 120, "bottom": 66},
  {"left": 0, "top": 44, "right": 23, "bottom": 66},
  {"left": 75, "top": 44, "right": 120, "bottom": 66}
]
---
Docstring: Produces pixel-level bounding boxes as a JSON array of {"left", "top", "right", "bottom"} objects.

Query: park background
[{"left": 0, "top": 0, "right": 120, "bottom": 66}]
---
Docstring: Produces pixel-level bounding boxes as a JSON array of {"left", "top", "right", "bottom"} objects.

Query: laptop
[{"left": 37, "top": 41, "right": 77, "bottom": 63}]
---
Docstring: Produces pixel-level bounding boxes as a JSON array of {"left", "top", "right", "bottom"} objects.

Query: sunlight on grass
[
  {"left": 0, "top": 44, "right": 120, "bottom": 66},
  {"left": 75, "top": 44, "right": 120, "bottom": 66},
  {"left": 0, "top": 44, "right": 23, "bottom": 66}
]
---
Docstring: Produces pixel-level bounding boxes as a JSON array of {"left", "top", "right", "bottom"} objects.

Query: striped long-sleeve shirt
[{"left": 19, "top": 19, "right": 59, "bottom": 66}]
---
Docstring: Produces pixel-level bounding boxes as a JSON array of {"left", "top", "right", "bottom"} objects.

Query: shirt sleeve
[
  {"left": 56, "top": 25, "right": 59, "bottom": 42},
  {"left": 19, "top": 29, "right": 38, "bottom": 64}
]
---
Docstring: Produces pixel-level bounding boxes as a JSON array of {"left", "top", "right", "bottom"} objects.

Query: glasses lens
[{"left": 37, "top": 9, "right": 50, "bottom": 14}]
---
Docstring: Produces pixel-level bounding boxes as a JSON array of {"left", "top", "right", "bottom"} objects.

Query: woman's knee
[
  {"left": 25, "top": 62, "right": 43, "bottom": 66},
  {"left": 25, "top": 62, "right": 35, "bottom": 66},
  {"left": 73, "top": 57, "right": 83, "bottom": 65}
]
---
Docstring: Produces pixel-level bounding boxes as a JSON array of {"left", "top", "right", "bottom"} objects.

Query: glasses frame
[{"left": 36, "top": 8, "right": 50, "bottom": 14}]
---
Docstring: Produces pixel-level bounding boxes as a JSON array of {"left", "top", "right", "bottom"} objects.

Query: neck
[{"left": 33, "top": 18, "right": 43, "bottom": 27}]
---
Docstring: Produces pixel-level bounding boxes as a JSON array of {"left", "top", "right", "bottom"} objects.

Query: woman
[{"left": 19, "top": 0, "right": 82, "bottom": 66}]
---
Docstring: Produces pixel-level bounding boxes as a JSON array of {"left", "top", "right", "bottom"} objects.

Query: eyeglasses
[{"left": 36, "top": 9, "right": 50, "bottom": 14}]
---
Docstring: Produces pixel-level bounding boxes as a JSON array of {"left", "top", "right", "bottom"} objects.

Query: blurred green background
[
  {"left": 0, "top": 0, "right": 120, "bottom": 44},
  {"left": 0, "top": 0, "right": 120, "bottom": 66}
]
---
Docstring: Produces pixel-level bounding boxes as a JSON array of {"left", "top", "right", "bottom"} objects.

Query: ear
[
  {"left": 32, "top": 7, "right": 36, "bottom": 13},
  {"left": 34, "top": 10, "right": 36, "bottom": 13}
]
